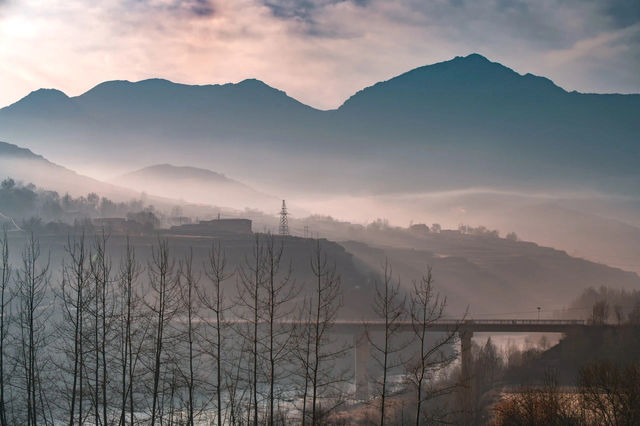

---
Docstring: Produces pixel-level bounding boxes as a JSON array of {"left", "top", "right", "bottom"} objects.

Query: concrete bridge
[
  {"left": 224, "top": 317, "right": 587, "bottom": 421},
  {"left": 333, "top": 319, "right": 587, "bottom": 402}
]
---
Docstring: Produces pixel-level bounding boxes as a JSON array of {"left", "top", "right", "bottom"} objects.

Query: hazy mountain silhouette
[
  {"left": 0, "top": 141, "right": 138, "bottom": 200},
  {"left": 120, "top": 164, "right": 246, "bottom": 184},
  {"left": 0, "top": 54, "right": 638, "bottom": 194},
  {"left": 0, "top": 140, "right": 51, "bottom": 161},
  {"left": 114, "top": 164, "right": 277, "bottom": 210}
]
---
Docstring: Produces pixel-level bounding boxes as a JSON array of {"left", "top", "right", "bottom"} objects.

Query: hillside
[
  {"left": 333, "top": 227, "right": 640, "bottom": 315},
  {"left": 244, "top": 212, "right": 640, "bottom": 315},
  {"left": 300, "top": 190, "right": 640, "bottom": 273}
]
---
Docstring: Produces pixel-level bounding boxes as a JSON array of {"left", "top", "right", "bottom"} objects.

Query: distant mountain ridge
[
  {"left": 113, "top": 164, "right": 277, "bottom": 210},
  {"left": 0, "top": 140, "right": 50, "bottom": 161},
  {"left": 1, "top": 53, "right": 638, "bottom": 194},
  {"left": 0, "top": 142, "right": 275, "bottom": 213},
  {"left": 0, "top": 141, "right": 138, "bottom": 200},
  {"left": 121, "top": 164, "right": 241, "bottom": 185}
]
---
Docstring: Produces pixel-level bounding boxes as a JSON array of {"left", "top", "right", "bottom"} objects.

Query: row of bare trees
[
  {"left": 0, "top": 227, "right": 465, "bottom": 425},
  {"left": 0, "top": 230, "right": 51, "bottom": 425},
  {"left": 367, "top": 263, "right": 465, "bottom": 425},
  {"left": 0, "top": 229, "right": 356, "bottom": 425}
]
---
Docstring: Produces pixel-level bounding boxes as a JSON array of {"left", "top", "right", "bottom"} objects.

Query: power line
[{"left": 0, "top": 211, "right": 23, "bottom": 232}]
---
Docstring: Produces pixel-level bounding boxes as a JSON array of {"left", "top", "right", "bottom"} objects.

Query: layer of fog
[
  {"left": 287, "top": 189, "right": 640, "bottom": 273},
  {"left": 4, "top": 154, "right": 640, "bottom": 276}
]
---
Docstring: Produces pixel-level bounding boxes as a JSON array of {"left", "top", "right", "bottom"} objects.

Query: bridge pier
[
  {"left": 459, "top": 329, "right": 474, "bottom": 425},
  {"left": 342, "top": 319, "right": 584, "bottom": 413},
  {"left": 351, "top": 327, "right": 475, "bottom": 407},
  {"left": 354, "top": 327, "right": 369, "bottom": 400}
]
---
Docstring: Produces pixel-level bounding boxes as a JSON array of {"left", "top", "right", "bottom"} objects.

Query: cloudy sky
[{"left": 1, "top": 0, "right": 638, "bottom": 109}]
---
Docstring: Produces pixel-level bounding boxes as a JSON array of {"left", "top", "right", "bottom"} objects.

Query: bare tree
[
  {"left": 0, "top": 227, "right": 10, "bottom": 426},
  {"left": 57, "top": 232, "right": 90, "bottom": 426},
  {"left": 89, "top": 230, "right": 112, "bottom": 425},
  {"left": 590, "top": 300, "right": 609, "bottom": 325},
  {"left": 297, "top": 238, "right": 344, "bottom": 426},
  {"left": 117, "top": 236, "right": 145, "bottom": 426},
  {"left": 261, "top": 234, "right": 297, "bottom": 425},
  {"left": 614, "top": 304, "right": 624, "bottom": 325},
  {"left": 368, "top": 260, "right": 407, "bottom": 426},
  {"left": 226, "top": 337, "right": 250, "bottom": 426},
  {"left": 147, "top": 238, "right": 180, "bottom": 425},
  {"left": 178, "top": 248, "right": 200, "bottom": 426},
  {"left": 629, "top": 300, "right": 640, "bottom": 325},
  {"left": 16, "top": 233, "right": 51, "bottom": 426},
  {"left": 199, "top": 241, "right": 234, "bottom": 426},
  {"left": 237, "top": 234, "right": 265, "bottom": 426},
  {"left": 406, "top": 267, "right": 462, "bottom": 425},
  {"left": 470, "top": 337, "right": 503, "bottom": 424},
  {"left": 294, "top": 298, "right": 313, "bottom": 425}
]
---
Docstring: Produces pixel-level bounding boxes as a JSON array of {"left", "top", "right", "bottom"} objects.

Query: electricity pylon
[{"left": 279, "top": 200, "right": 289, "bottom": 236}]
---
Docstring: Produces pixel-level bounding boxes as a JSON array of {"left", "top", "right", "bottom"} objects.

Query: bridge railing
[
  {"left": 331, "top": 319, "right": 585, "bottom": 326},
  {"left": 460, "top": 319, "right": 585, "bottom": 325},
  {"left": 213, "top": 319, "right": 586, "bottom": 326}
]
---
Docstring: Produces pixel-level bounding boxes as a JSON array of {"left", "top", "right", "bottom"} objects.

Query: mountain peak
[
  {"left": 236, "top": 78, "right": 269, "bottom": 87},
  {"left": 79, "top": 78, "right": 179, "bottom": 98},
  {"left": 232, "top": 78, "right": 294, "bottom": 98},
  {"left": 339, "top": 53, "right": 564, "bottom": 110},
  {"left": 456, "top": 53, "right": 491, "bottom": 62},
  {"left": 2, "top": 88, "right": 74, "bottom": 114},
  {"left": 28, "top": 88, "right": 69, "bottom": 99}
]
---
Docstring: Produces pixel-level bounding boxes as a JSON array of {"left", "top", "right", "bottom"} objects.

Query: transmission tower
[{"left": 279, "top": 200, "right": 289, "bottom": 236}]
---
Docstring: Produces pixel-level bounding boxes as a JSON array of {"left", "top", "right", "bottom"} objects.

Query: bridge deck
[
  {"left": 222, "top": 318, "right": 589, "bottom": 334},
  {"left": 332, "top": 319, "right": 587, "bottom": 333}
]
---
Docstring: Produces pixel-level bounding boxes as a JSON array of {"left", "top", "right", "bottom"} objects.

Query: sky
[{"left": 0, "top": 0, "right": 639, "bottom": 110}]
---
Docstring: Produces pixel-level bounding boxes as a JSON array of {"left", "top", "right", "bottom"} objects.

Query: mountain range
[
  {"left": 2, "top": 54, "right": 640, "bottom": 273},
  {"left": 1, "top": 53, "right": 638, "bottom": 195}
]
